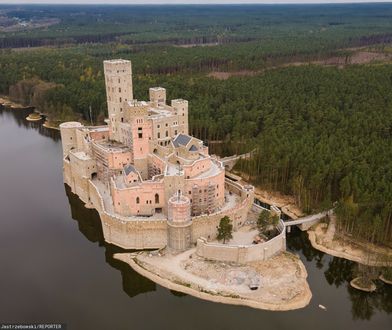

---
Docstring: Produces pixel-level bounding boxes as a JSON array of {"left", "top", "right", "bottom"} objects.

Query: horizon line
[{"left": 2, "top": 1, "right": 392, "bottom": 5}]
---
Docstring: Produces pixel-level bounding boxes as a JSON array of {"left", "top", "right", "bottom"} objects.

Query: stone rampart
[
  {"left": 64, "top": 165, "right": 254, "bottom": 250},
  {"left": 88, "top": 180, "right": 168, "bottom": 249},
  {"left": 196, "top": 220, "right": 286, "bottom": 264}
]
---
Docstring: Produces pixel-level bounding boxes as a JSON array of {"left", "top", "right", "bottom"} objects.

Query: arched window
[
  {"left": 155, "top": 193, "right": 159, "bottom": 204},
  {"left": 136, "top": 197, "right": 140, "bottom": 204}
]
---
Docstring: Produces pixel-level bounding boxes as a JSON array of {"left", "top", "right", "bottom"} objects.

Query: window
[
  {"left": 155, "top": 193, "right": 159, "bottom": 204},
  {"left": 121, "top": 117, "right": 124, "bottom": 122},
  {"left": 119, "top": 88, "right": 121, "bottom": 93},
  {"left": 118, "top": 78, "right": 120, "bottom": 83},
  {"left": 158, "top": 132, "right": 160, "bottom": 139},
  {"left": 174, "top": 130, "right": 177, "bottom": 135},
  {"left": 165, "top": 131, "right": 168, "bottom": 137}
]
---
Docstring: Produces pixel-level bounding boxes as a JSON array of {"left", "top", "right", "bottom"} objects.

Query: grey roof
[
  {"left": 173, "top": 134, "right": 192, "bottom": 147},
  {"left": 124, "top": 164, "right": 137, "bottom": 176},
  {"left": 189, "top": 145, "right": 198, "bottom": 152}
]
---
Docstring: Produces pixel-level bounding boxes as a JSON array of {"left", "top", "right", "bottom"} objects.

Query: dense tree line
[
  {"left": 1, "top": 4, "right": 392, "bottom": 246},
  {"left": 2, "top": 3, "right": 392, "bottom": 50}
]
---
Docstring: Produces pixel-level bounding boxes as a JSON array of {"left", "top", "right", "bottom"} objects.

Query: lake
[{"left": 0, "top": 107, "right": 390, "bottom": 330}]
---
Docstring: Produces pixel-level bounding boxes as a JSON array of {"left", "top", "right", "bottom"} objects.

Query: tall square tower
[{"left": 104, "top": 59, "right": 133, "bottom": 141}]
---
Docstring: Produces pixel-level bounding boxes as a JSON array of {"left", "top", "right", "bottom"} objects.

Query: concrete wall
[{"left": 196, "top": 220, "right": 286, "bottom": 264}]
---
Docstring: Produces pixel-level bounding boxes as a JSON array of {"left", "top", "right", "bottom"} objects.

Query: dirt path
[{"left": 208, "top": 50, "right": 392, "bottom": 80}]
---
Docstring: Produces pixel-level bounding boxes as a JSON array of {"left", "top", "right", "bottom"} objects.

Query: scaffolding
[{"left": 191, "top": 183, "right": 217, "bottom": 216}]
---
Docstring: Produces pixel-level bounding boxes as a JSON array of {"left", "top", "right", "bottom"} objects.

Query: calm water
[{"left": 0, "top": 107, "right": 391, "bottom": 330}]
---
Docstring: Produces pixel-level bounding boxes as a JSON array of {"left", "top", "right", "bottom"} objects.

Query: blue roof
[
  {"left": 124, "top": 164, "right": 137, "bottom": 176},
  {"left": 173, "top": 134, "right": 192, "bottom": 147},
  {"left": 189, "top": 145, "right": 198, "bottom": 151}
]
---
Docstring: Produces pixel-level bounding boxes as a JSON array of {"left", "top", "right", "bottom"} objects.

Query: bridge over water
[{"left": 253, "top": 198, "right": 333, "bottom": 232}]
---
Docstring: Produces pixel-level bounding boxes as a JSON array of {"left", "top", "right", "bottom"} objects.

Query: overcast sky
[{"left": 1, "top": 0, "right": 391, "bottom": 4}]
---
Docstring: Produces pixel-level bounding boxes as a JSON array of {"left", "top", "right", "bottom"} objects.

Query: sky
[{"left": 1, "top": 0, "right": 391, "bottom": 4}]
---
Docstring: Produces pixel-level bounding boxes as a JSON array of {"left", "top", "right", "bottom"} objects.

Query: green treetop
[{"left": 217, "top": 216, "right": 233, "bottom": 244}]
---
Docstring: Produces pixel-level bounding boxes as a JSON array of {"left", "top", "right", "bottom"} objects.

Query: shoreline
[
  {"left": 379, "top": 275, "right": 392, "bottom": 285},
  {"left": 350, "top": 277, "right": 377, "bottom": 292},
  {"left": 42, "top": 120, "right": 60, "bottom": 131},
  {"left": 114, "top": 250, "right": 312, "bottom": 311},
  {"left": 0, "top": 96, "right": 32, "bottom": 110},
  {"left": 308, "top": 223, "right": 392, "bottom": 267},
  {"left": 26, "top": 113, "right": 43, "bottom": 121}
]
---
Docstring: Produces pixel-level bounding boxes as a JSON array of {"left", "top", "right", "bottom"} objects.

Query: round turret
[
  {"left": 168, "top": 194, "right": 191, "bottom": 224},
  {"left": 59, "top": 121, "right": 83, "bottom": 157},
  {"left": 167, "top": 193, "right": 192, "bottom": 251}
]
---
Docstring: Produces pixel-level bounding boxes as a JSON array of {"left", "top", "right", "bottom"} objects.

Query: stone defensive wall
[
  {"left": 192, "top": 179, "right": 254, "bottom": 240},
  {"left": 196, "top": 220, "right": 286, "bottom": 264},
  {"left": 90, "top": 179, "right": 168, "bottom": 249},
  {"left": 64, "top": 159, "right": 254, "bottom": 250}
]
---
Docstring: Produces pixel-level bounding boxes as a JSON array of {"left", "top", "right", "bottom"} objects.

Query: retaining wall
[
  {"left": 64, "top": 166, "right": 254, "bottom": 250},
  {"left": 196, "top": 220, "right": 286, "bottom": 264}
]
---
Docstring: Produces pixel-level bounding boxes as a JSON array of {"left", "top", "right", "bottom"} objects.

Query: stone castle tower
[
  {"left": 103, "top": 59, "right": 133, "bottom": 141},
  {"left": 167, "top": 193, "right": 192, "bottom": 251}
]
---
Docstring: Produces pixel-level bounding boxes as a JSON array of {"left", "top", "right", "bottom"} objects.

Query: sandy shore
[
  {"left": 114, "top": 249, "right": 311, "bottom": 311},
  {"left": 308, "top": 223, "right": 392, "bottom": 267},
  {"left": 42, "top": 121, "right": 60, "bottom": 130},
  {"left": 252, "top": 187, "right": 303, "bottom": 219},
  {"left": 26, "top": 114, "right": 43, "bottom": 121},
  {"left": 379, "top": 275, "right": 392, "bottom": 285},
  {"left": 0, "top": 96, "right": 31, "bottom": 109},
  {"left": 350, "top": 277, "right": 377, "bottom": 292}
]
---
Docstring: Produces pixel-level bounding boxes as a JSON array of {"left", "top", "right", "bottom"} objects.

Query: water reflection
[
  {"left": 65, "top": 185, "right": 157, "bottom": 298},
  {"left": 287, "top": 228, "right": 392, "bottom": 320},
  {"left": 0, "top": 106, "right": 60, "bottom": 141},
  {"left": 287, "top": 227, "right": 326, "bottom": 267},
  {"left": 348, "top": 284, "right": 392, "bottom": 320},
  {"left": 2, "top": 105, "right": 390, "bottom": 328}
]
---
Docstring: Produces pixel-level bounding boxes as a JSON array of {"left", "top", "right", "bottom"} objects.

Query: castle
[{"left": 61, "top": 59, "right": 254, "bottom": 252}]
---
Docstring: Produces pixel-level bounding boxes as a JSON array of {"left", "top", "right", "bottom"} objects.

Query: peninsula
[{"left": 60, "top": 59, "right": 311, "bottom": 310}]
